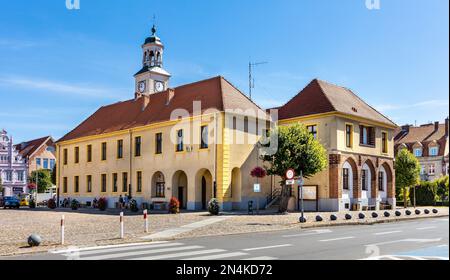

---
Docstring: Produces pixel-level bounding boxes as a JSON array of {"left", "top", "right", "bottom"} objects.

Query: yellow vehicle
[{"left": 19, "top": 194, "right": 30, "bottom": 207}]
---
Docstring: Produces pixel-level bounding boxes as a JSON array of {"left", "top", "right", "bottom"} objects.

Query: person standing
[{"left": 119, "top": 195, "right": 124, "bottom": 210}]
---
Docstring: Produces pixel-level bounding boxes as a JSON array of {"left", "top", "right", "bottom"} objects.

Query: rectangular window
[
  {"left": 50, "top": 159, "right": 55, "bottom": 170},
  {"left": 36, "top": 158, "right": 42, "bottom": 167},
  {"left": 378, "top": 172, "right": 384, "bottom": 191},
  {"left": 63, "top": 149, "right": 68, "bottom": 165},
  {"left": 156, "top": 182, "right": 165, "bottom": 198},
  {"left": 429, "top": 147, "right": 439, "bottom": 156},
  {"left": 346, "top": 125, "right": 353, "bottom": 148},
  {"left": 117, "top": 140, "right": 123, "bottom": 159},
  {"left": 135, "top": 136, "right": 142, "bottom": 157},
  {"left": 156, "top": 133, "right": 163, "bottom": 154},
  {"left": 382, "top": 132, "right": 388, "bottom": 154},
  {"left": 361, "top": 170, "right": 368, "bottom": 191},
  {"left": 17, "top": 171, "right": 24, "bottom": 182},
  {"left": 101, "top": 174, "right": 107, "bottom": 193},
  {"left": 200, "top": 125, "right": 208, "bottom": 149},
  {"left": 360, "top": 126, "right": 375, "bottom": 146},
  {"left": 101, "top": 142, "right": 107, "bottom": 161},
  {"left": 414, "top": 148, "right": 423, "bottom": 157},
  {"left": 429, "top": 164, "right": 436, "bottom": 175},
  {"left": 176, "top": 130, "right": 184, "bottom": 152},
  {"left": 87, "top": 175, "right": 92, "bottom": 193},
  {"left": 43, "top": 158, "right": 49, "bottom": 169},
  {"left": 74, "top": 147, "right": 79, "bottom": 163},
  {"left": 87, "top": 145, "right": 92, "bottom": 162},
  {"left": 74, "top": 176, "right": 79, "bottom": 193},
  {"left": 112, "top": 173, "right": 118, "bottom": 193},
  {"left": 307, "top": 125, "right": 318, "bottom": 139},
  {"left": 137, "top": 171, "right": 142, "bottom": 193},
  {"left": 63, "top": 177, "right": 68, "bottom": 193},
  {"left": 244, "top": 117, "right": 249, "bottom": 133},
  {"left": 122, "top": 172, "right": 128, "bottom": 193},
  {"left": 343, "top": 168, "right": 349, "bottom": 190}
]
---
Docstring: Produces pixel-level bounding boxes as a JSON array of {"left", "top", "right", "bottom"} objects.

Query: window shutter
[
  {"left": 369, "top": 127, "right": 375, "bottom": 146},
  {"left": 359, "top": 125, "right": 364, "bottom": 144}
]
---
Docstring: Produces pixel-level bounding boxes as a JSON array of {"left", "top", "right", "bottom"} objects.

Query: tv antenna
[{"left": 249, "top": 61, "right": 268, "bottom": 100}]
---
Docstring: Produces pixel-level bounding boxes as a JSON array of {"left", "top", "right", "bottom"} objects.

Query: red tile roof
[
  {"left": 15, "top": 136, "right": 54, "bottom": 158},
  {"left": 276, "top": 79, "right": 397, "bottom": 127},
  {"left": 57, "top": 76, "right": 265, "bottom": 143}
]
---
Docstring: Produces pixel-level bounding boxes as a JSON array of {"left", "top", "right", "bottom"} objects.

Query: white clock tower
[{"left": 134, "top": 25, "right": 171, "bottom": 97}]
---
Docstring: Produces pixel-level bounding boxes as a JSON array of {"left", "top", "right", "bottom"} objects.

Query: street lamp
[{"left": 298, "top": 171, "right": 306, "bottom": 223}]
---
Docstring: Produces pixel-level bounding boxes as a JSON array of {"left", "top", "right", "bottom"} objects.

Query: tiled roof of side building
[
  {"left": 277, "top": 79, "right": 397, "bottom": 127},
  {"left": 15, "top": 136, "right": 53, "bottom": 158},
  {"left": 394, "top": 123, "right": 447, "bottom": 144},
  {"left": 57, "top": 76, "right": 265, "bottom": 143}
]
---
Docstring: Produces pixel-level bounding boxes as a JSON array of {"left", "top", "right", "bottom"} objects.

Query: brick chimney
[
  {"left": 166, "top": 88, "right": 175, "bottom": 105},
  {"left": 434, "top": 121, "right": 440, "bottom": 132},
  {"left": 401, "top": 125, "right": 411, "bottom": 133},
  {"left": 445, "top": 117, "right": 449, "bottom": 137}
]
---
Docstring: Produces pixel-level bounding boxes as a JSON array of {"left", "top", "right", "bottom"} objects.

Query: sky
[{"left": 0, "top": 0, "right": 448, "bottom": 143}]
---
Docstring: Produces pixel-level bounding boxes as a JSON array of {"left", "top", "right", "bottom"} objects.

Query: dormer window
[
  {"left": 429, "top": 146, "right": 439, "bottom": 156},
  {"left": 414, "top": 148, "right": 423, "bottom": 157}
]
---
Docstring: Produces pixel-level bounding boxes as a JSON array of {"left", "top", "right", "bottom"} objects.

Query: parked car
[{"left": 3, "top": 196, "right": 20, "bottom": 209}]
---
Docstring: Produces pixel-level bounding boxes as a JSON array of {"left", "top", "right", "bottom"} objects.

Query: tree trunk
[
  {"left": 413, "top": 186, "right": 416, "bottom": 208},
  {"left": 278, "top": 184, "right": 291, "bottom": 214},
  {"left": 404, "top": 186, "right": 407, "bottom": 209}
]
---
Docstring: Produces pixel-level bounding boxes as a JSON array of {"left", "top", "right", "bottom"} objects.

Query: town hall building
[{"left": 56, "top": 25, "right": 397, "bottom": 212}]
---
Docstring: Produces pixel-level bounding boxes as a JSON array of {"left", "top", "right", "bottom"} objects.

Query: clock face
[
  {"left": 155, "top": 81, "right": 164, "bottom": 92},
  {"left": 138, "top": 81, "right": 146, "bottom": 93}
]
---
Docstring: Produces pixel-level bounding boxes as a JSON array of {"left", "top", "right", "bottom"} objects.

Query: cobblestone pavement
[{"left": 0, "top": 207, "right": 447, "bottom": 256}]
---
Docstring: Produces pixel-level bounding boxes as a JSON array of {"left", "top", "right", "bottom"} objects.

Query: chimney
[
  {"left": 445, "top": 117, "right": 449, "bottom": 137},
  {"left": 141, "top": 95, "right": 150, "bottom": 111},
  {"left": 434, "top": 121, "right": 440, "bottom": 132},
  {"left": 401, "top": 125, "right": 411, "bottom": 134},
  {"left": 166, "top": 88, "right": 175, "bottom": 105}
]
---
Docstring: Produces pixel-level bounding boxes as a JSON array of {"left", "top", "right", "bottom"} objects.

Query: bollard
[
  {"left": 120, "top": 212, "right": 124, "bottom": 239},
  {"left": 61, "top": 215, "right": 65, "bottom": 245},
  {"left": 144, "top": 209, "right": 149, "bottom": 233}
]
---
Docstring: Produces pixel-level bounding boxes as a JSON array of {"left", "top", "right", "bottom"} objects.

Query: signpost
[
  {"left": 298, "top": 171, "right": 306, "bottom": 223},
  {"left": 254, "top": 183, "right": 261, "bottom": 214}
]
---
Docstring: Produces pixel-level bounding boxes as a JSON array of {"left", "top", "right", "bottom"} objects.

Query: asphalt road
[{"left": 3, "top": 217, "right": 448, "bottom": 260}]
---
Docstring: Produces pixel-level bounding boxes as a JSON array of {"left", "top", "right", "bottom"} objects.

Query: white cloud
[{"left": 0, "top": 76, "right": 126, "bottom": 99}]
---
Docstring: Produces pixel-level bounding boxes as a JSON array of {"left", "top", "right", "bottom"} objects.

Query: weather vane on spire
[{"left": 151, "top": 14, "right": 157, "bottom": 35}]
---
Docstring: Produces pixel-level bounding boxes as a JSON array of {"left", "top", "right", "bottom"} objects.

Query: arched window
[{"left": 149, "top": 51, "right": 155, "bottom": 66}]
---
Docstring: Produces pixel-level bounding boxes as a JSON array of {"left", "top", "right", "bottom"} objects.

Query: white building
[{"left": 0, "top": 130, "right": 28, "bottom": 196}]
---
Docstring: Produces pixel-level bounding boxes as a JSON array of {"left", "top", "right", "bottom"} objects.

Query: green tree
[
  {"left": 395, "top": 149, "right": 421, "bottom": 208},
  {"left": 0, "top": 177, "right": 3, "bottom": 196},
  {"left": 436, "top": 176, "right": 449, "bottom": 202},
  {"left": 29, "top": 169, "right": 52, "bottom": 193},
  {"left": 262, "top": 124, "right": 328, "bottom": 213}
]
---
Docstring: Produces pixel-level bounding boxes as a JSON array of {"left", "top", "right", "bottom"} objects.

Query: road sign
[
  {"left": 286, "top": 169, "right": 295, "bottom": 180},
  {"left": 286, "top": 179, "right": 295, "bottom": 185},
  {"left": 297, "top": 178, "right": 304, "bottom": 186},
  {"left": 253, "top": 184, "right": 261, "bottom": 193}
]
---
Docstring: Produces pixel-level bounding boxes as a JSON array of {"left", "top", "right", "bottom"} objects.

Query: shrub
[
  {"left": 47, "top": 199, "right": 56, "bottom": 209},
  {"left": 436, "top": 176, "right": 449, "bottom": 201},
  {"left": 410, "top": 181, "right": 438, "bottom": 206},
  {"left": 98, "top": 198, "right": 107, "bottom": 211},
  {"left": 169, "top": 197, "right": 180, "bottom": 214},
  {"left": 208, "top": 198, "right": 220, "bottom": 215},
  {"left": 71, "top": 199, "right": 79, "bottom": 210}
]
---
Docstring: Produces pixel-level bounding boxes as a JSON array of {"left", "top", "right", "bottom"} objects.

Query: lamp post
[
  {"left": 298, "top": 171, "right": 306, "bottom": 223},
  {"left": 35, "top": 162, "right": 40, "bottom": 204}
]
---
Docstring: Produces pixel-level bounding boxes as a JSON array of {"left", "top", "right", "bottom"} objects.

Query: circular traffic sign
[{"left": 286, "top": 169, "right": 295, "bottom": 180}]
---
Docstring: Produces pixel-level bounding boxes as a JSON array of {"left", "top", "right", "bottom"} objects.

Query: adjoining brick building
[{"left": 394, "top": 118, "right": 449, "bottom": 181}]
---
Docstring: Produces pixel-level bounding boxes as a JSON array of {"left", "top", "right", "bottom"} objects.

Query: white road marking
[
  {"left": 242, "top": 244, "right": 293, "bottom": 251},
  {"left": 81, "top": 245, "right": 203, "bottom": 260},
  {"left": 367, "top": 238, "right": 442, "bottom": 247},
  {"left": 283, "top": 229, "right": 332, "bottom": 238},
  {"left": 183, "top": 252, "right": 249, "bottom": 260},
  {"left": 242, "top": 256, "right": 278, "bottom": 260},
  {"left": 319, "top": 236, "right": 355, "bottom": 242},
  {"left": 70, "top": 242, "right": 183, "bottom": 257},
  {"left": 50, "top": 241, "right": 169, "bottom": 254},
  {"left": 416, "top": 226, "right": 437, "bottom": 230},
  {"left": 373, "top": 231, "right": 402, "bottom": 236},
  {"left": 130, "top": 249, "right": 227, "bottom": 260}
]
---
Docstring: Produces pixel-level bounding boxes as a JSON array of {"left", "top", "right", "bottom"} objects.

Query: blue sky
[{"left": 0, "top": 0, "right": 448, "bottom": 143}]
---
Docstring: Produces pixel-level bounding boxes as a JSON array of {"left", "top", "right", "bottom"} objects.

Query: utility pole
[{"left": 248, "top": 61, "right": 268, "bottom": 100}]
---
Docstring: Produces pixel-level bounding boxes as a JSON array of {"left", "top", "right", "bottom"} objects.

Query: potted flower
[
  {"left": 130, "top": 199, "right": 139, "bottom": 212},
  {"left": 98, "top": 197, "right": 108, "bottom": 211},
  {"left": 169, "top": 197, "right": 180, "bottom": 214},
  {"left": 250, "top": 166, "right": 267, "bottom": 179}
]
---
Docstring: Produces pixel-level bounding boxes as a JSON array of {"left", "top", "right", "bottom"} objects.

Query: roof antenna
[{"left": 249, "top": 60, "right": 268, "bottom": 100}]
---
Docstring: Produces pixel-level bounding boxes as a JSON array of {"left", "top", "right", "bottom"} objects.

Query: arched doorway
[
  {"left": 172, "top": 171, "right": 188, "bottom": 209},
  {"left": 362, "top": 160, "right": 376, "bottom": 207},
  {"left": 380, "top": 162, "right": 393, "bottom": 204},
  {"left": 151, "top": 172, "right": 166, "bottom": 199},
  {"left": 342, "top": 158, "right": 358, "bottom": 210},
  {"left": 196, "top": 169, "right": 213, "bottom": 210},
  {"left": 378, "top": 165, "right": 388, "bottom": 203},
  {"left": 231, "top": 168, "right": 242, "bottom": 205}
]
